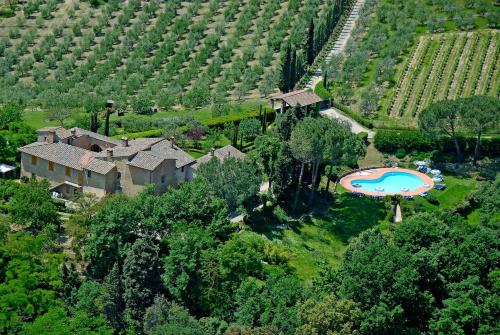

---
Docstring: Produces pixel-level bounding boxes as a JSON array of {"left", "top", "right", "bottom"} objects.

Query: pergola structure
[{"left": 270, "top": 89, "right": 324, "bottom": 114}]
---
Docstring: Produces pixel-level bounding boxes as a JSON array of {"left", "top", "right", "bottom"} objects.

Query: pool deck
[{"left": 340, "top": 167, "right": 435, "bottom": 196}]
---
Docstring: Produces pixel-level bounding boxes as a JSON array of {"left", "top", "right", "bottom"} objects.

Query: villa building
[{"left": 19, "top": 127, "right": 196, "bottom": 198}]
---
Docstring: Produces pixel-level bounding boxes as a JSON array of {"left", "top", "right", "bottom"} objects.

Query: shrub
[
  {"left": 357, "top": 132, "right": 368, "bottom": 144},
  {"left": 132, "top": 92, "right": 153, "bottom": 115},
  {"left": 8, "top": 27, "right": 20, "bottom": 39},
  {"left": 395, "top": 148, "right": 406, "bottom": 159}
]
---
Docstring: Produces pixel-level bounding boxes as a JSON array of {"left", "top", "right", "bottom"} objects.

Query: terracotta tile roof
[
  {"left": 27, "top": 128, "right": 194, "bottom": 172},
  {"left": 18, "top": 142, "right": 115, "bottom": 174},
  {"left": 193, "top": 145, "right": 245, "bottom": 169},
  {"left": 127, "top": 151, "right": 166, "bottom": 171},
  {"left": 72, "top": 128, "right": 122, "bottom": 146},
  {"left": 37, "top": 126, "right": 72, "bottom": 139},
  {"left": 93, "top": 138, "right": 166, "bottom": 158},
  {"left": 271, "top": 89, "right": 323, "bottom": 107},
  {"left": 150, "top": 140, "right": 195, "bottom": 169}
]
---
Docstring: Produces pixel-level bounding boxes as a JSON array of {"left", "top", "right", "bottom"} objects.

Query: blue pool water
[{"left": 351, "top": 171, "right": 425, "bottom": 193}]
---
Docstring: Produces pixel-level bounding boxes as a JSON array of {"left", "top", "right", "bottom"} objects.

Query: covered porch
[
  {"left": 269, "top": 89, "right": 325, "bottom": 114},
  {"left": 50, "top": 181, "right": 82, "bottom": 200}
]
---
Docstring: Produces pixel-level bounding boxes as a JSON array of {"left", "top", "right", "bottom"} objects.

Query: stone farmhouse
[
  {"left": 19, "top": 127, "right": 197, "bottom": 198},
  {"left": 193, "top": 145, "right": 246, "bottom": 170}
]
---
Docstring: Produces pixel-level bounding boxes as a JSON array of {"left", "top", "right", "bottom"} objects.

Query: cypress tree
[
  {"left": 263, "top": 108, "right": 267, "bottom": 134},
  {"left": 290, "top": 48, "right": 297, "bottom": 90},
  {"left": 259, "top": 104, "right": 262, "bottom": 129},
  {"left": 103, "top": 262, "right": 125, "bottom": 330},
  {"left": 91, "top": 112, "right": 98, "bottom": 133},
  {"left": 264, "top": 108, "right": 267, "bottom": 133},
  {"left": 233, "top": 122, "right": 239, "bottom": 147},
  {"left": 294, "top": 50, "right": 306, "bottom": 86},
  {"left": 307, "top": 19, "right": 315, "bottom": 65},
  {"left": 279, "top": 43, "right": 292, "bottom": 92},
  {"left": 123, "top": 237, "right": 162, "bottom": 329}
]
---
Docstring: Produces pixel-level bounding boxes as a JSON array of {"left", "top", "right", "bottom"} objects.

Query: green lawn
[
  {"left": 22, "top": 99, "right": 268, "bottom": 130},
  {"left": 23, "top": 110, "right": 59, "bottom": 129},
  {"left": 247, "top": 193, "right": 387, "bottom": 282},
  {"left": 406, "top": 174, "right": 479, "bottom": 211}
]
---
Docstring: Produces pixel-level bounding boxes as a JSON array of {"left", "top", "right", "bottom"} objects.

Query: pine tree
[
  {"left": 123, "top": 237, "right": 162, "bottom": 329},
  {"left": 103, "top": 262, "right": 125, "bottom": 330},
  {"left": 307, "top": 19, "right": 315, "bottom": 65}
]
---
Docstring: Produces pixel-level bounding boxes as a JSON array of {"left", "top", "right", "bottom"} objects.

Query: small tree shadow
[{"left": 246, "top": 205, "right": 305, "bottom": 241}]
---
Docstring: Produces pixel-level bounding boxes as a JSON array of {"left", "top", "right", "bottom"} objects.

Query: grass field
[
  {"left": 22, "top": 98, "right": 268, "bottom": 130},
  {"left": 248, "top": 193, "right": 388, "bottom": 281},
  {"left": 406, "top": 173, "right": 479, "bottom": 210}
]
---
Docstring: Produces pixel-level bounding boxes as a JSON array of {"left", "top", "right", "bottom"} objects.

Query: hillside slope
[{"left": 0, "top": 0, "right": 352, "bottom": 111}]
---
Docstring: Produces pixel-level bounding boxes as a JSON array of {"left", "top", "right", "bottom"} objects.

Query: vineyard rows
[
  {"left": 0, "top": 0, "right": 346, "bottom": 109},
  {"left": 387, "top": 30, "right": 499, "bottom": 120}
]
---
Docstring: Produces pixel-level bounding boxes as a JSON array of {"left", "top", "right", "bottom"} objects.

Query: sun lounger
[
  {"left": 434, "top": 184, "right": 446, "bottom": 190},
  {"left": 419, "top": 192, "right": 428, "bottom": 197}
]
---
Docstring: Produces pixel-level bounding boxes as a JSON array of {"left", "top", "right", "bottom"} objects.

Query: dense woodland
[{"left": 0, "top": 0, "right": 499, "bottom": 334}]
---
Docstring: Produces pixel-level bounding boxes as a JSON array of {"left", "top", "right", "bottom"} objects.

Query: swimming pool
[
  {"left": 340, "top": 168, "right": 435, "bottom": 196},
  {"left": 351, "top": 171, "right": 426, "bottom": 193}
]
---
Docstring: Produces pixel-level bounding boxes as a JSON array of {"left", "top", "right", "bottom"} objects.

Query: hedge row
[
  {"left": 112, "top": 128, "right": 163, "bottom": 140},
  {"left": 374, "top": 129, "right": 435, "bottom": 153},
  {"left": 203, "top": 108, "right": 276, "bottom": 127},
  {"left": 314, "top": 81, "right": 332, "bottom": 99},
  {"left": 374, "top": 129, "right": 500, "bottom": 158},
  {"left": 112, "top": 108, "right": 277, "bottom": 139}
]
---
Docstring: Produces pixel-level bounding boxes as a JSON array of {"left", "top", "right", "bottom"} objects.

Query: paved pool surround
[{"left": 340, "top": 167, "right": 435, "bottom": 196}]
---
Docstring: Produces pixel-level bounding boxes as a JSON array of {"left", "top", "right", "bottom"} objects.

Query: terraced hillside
[
  {"left": 0, "top": 0, "right": 352, "bottom": 110},
  {"left": 388, "top": 30, "right": 499, "bottom": 120}
]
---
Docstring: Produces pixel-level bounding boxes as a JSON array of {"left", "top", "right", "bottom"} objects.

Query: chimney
[
  {"left": 70, "top": 128, "right": 76, "bottom": 137},
  {"left": 106, "top": 148, "right": 113, "bottom": 161},
  {"left": 170, "top": 137, "right": 175, "bottom": 148},
  {"left": 210, "top": 148, "right": 215, "bottom": 156},
  {"left": 121, "top": 137, "right": 129, "bottom": 147},
  {"left": 47, "top": 130, "right": 56, "bottom": 143},
  {"left": 228, "top": 151, "right": 231, "bottom": 158}
]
